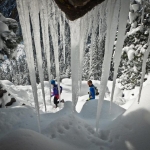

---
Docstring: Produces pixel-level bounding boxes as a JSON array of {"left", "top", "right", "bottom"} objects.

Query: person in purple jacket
[{"left": 51, "top": 80, "right": 63, "bottom": 108}]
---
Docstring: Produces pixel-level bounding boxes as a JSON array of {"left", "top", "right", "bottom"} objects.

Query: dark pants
[{"left": 54, "top": 96, "right": 59, "bottom": 108}]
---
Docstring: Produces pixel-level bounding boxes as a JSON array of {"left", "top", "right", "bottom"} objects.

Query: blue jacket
[{"left": 89, "top": 85, "right": 95, "bottom": 100}]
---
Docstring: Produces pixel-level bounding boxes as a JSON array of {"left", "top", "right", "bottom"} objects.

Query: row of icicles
[{"left": 16, "top": 0, "right": 148, "bottom": 132}]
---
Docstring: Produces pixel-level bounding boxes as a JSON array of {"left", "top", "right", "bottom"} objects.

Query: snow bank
[
  {"left": 1, "top": 78, "right": 150, "bottom": 150},
  {"left": 0, "top": 129, "right": 78, "bottom": 150},
  {"left": 0, "top": 80, "right": 30, "bottom": 106},
  {"left": 42, "top": 114, "right": 108, "bottom": 150},
  {"left": 0, "top": 101, "right": 72, "bottom": 138},
  {"left": 80, "top": 100, "right": 125, "bottom": 129},
  {"left": 106, "top": 84, "right": 150, "bottom": 150},
  {"left": 0, "top": 106, "right": 38, "bottom": 138}
]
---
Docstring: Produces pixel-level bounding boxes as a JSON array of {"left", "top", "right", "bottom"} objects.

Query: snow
[
  {"left": 1, "top": 78, "right": 150, "bottom": 150},
  {"left": 135, "top": 0, "right": 142, "bottom": 4},
  {"left": 2, "top": 0, "right": 150, "bottom": 149},
  {"left": 129, "top": 11, "right": 138, "bottom": 24},
  {"left": 126, "top": 25, "right": 144, "bottom": 36},
  {"left": 0, "top": 80, "right": 30, "bottom": 106},
  {"left": 0, "top": 129, "right": 77, "bottom": 150},
  {"left": 108, "top": 84, "right": 150, "bottom": 150},
  {"left": 128, "top": 49, "right": 135, "bottom": 61},
  {"left": 132, "top": 4, "right": 140, "bottom": 12},
  {"left": 80, "top": 100, "right": 125, "bottom": 129},
  {"left": 1, "top": 77, "right": 150, "bottom": 149}
]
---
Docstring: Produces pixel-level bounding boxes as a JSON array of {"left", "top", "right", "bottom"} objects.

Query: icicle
[
  {"left": 138, "top": 30, "right": 150, "bottom": 103},
  {"left": 48, "top": 3, "right": 61, "bottom": 99},
  {"left": 89, "top": 24, "right": 94, "bottom": 73},
  {"left": 78, "top": 15, "right": 88, "bottom": 93},
  {"left": 89, "top": 8, "right": 99, "bottom": 75},
  {"left": 28, "top": 0, "right": 47, "bottom": 112},
  {"left": 70, "top": 19, "right": 80, "bottom": 112},
  {"left": 110, "top": 0, "right": 130, "bottom": 113},
  {"left": 40, "top": 0, "right": 52, "bottom": 104},
  {"left": 99, "top": 2, "right": 107, "bottom": 41},
  {"left": 89, "top": 7, "right": 99, "bottom": 78},
  {"left": 87, "top": 12, "right": 93, "bottom": 38},
  {"left": 16, "top": 0, "right": 41, "bottom": 133},
  {"left": 63, "top": 13, "right": 66, "bottom": 64},
  {"left": 59, "top": 12, "right": 63, "bottom": 57},
  {"left": 59, "top": 12, "right": 66, "bottom": 64},
  {"left": 95, "top": 0, "right": 120, "bottom": 132},
  {"left": 84, "top": 12, "right": 93, "bottom": 77}
]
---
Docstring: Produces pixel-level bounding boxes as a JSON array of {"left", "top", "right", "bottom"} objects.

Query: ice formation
[
  {"left": 95, "top": 0, "right": 121, "bottom": 131},
  {"left": 16, "top": 0, "right": 150, "bottom": 132},
  {"left": 16, "top": 0, "right": 41, "bottom": 132},
  {"left": 29, "top": 0, "right": 47, "bottom": 112},
  {"left": 110, "top": 0, "right": 130, "bottom": 112},
  {"left": 40, "top": 0, "right": 53, "bottom": 104},
  {"left": 70, "top": 19, "right": 81, "bottom": 112}
]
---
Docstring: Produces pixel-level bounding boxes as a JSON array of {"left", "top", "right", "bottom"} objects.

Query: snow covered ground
[{"left": 0, "top": 78, "right": 150, "bottom": 150}]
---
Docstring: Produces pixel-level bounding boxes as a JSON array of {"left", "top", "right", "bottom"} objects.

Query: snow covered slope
[
  {"left": 80, "top": 100, "right": 125, "bottom": 129},
  {"left": 0, "top": 129, "right": 79, "bottom": 150},
  {"left": 105, "top": 84, "right": 150, "bottom": 150},
  {"left": 0, "top": 79, "right": 150, "bottom": 150}
]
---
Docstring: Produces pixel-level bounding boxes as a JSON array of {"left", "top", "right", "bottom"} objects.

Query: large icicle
[
  {"left": 89, "top": 8, "right": 99, "bottom": 74},
  {"left": 39, "top": 0, "right": 52, "bottom": 104},
  {"left": 95, "top": 0, "right": 120, "bottom": 131},
  {"left": 70, "top": 19, "right": 80, "bottom": 112},
  {"left": 59, "top": 12, "right": 66, "bottom": 64},
  {"left": 99, "top": 1, "right": 107, "bottom": 42},
  {"left": 110, "top": 0, "right": 130, "bottom": 112},
  {"left": 28, "top": 0, "right": 47, "bottom": 112},
  {"left": 48, "top": 3, "right": 61, "bottom": 99},
  {"left": 89, "top": 21, "right": 94, "bottom": 73},
  {"left": 16, "top": 0, "right": 41, "bottom": 132},
  {"left": 59, "top": 12, "right": 63, "bottom": 56},
  {"left": 138, "top": 30, "right": 150, "bottom": 103},
  {"left": 86, "top": 12, "right": 93, "bottom": 78},
  {"left": 87, "top": 12, "right": 93, "bottom": 37},
  {"left": 53, "top": 7, "right": 61, "bottom": 99},
  {"left": 78, "top": 14, "right": 88, "bottom": 93},
  {"left": 63, "top": 14, "right": 66, "bottom": 64}
]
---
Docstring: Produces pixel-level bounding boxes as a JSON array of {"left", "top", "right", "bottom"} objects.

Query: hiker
[
  {"left": 51, "top": 80, "right": 63, "bottom": 108},
  {"left": 87, "top": 80, "right": 96, "bottom": 101}
]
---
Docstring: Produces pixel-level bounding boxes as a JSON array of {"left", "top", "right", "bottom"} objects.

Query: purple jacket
[{"left": 52, "top": 84, "right": 62, "bottom": 98}]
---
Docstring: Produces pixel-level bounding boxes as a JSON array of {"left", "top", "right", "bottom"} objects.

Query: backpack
[
  {"left": 60, "top": 86, "right": 62, "bottom": 94},
  {"left": 94, "top": 86, "right": 99, "bottom": 95}
]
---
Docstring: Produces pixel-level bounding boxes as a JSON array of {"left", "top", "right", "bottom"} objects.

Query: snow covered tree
[{"left": 118, "top": 0, "right": 150, "bottom": 90}]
